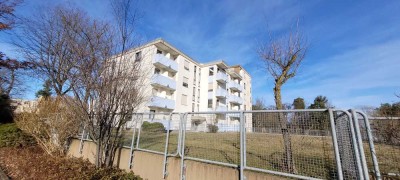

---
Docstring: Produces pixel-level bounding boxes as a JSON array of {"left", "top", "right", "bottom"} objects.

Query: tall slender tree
[{"left": 258, "top": 21, "right": 308, "bottom": 173}]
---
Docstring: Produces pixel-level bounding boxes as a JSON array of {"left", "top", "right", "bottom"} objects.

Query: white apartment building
[{"left": 129, "top": 38, "right": 252, "bottom": 131}]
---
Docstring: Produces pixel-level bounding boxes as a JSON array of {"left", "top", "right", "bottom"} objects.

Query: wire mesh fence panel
[
  {"left": 183, "top": 112, "right": 241, "bottom": 165},
  {"left": 244, "top": 111, "right": 338, "bottom": 179},
  {"left": 357, "top": 113, "right": 400, "bottom": 178},
  {"left": 333, "top": 111, "right": 360, "bottom": 180},
  {"left": 136, "top": 113, "right": 171, "bottom": 153},
  {"left": 166, "top": 113, "right": 181, "bottom": 155},
  {"left": 121, "top": 114, "right": 143, "bottom": 147}
]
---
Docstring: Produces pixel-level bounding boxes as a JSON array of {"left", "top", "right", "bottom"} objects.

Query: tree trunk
[{"left": 274, "top": 85, "right": 295, "bottom": 173}]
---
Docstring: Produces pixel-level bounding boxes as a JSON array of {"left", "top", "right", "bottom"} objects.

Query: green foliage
[
  {"left": 35, "top": 79, "right": 52, "bottom": 98},
  {"left": 309, "top": 95, "right": 329, "bottom": 109},
  {"left": 293, "top": 97, "right": 305, "bottom": 109},
  {"left": 0, "top": 123, "right": 35, "bottom": 147},
  {"left": 207, "top": 124, "right": 218, "bottom": 133},
  {"left": 0, "top": 93, "right": 13, "bottom": 123},
  {"left": 141, "top": 121, "right": 165, "bottom": 132}
]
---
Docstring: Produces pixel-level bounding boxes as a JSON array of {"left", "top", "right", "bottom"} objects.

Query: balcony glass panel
[
  {"left": 153, "top": 54, "right": 178, "bottom": 72},
  {"left": 148, "top": 96, "right": 175, "bottom": 109},
  {"left": 151, "top": 74, "right": 176, "bottom": 90}
]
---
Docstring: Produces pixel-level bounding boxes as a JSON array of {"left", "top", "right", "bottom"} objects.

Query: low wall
[{"left": 67, "top": 139, "right": 283, "bottom": 180}]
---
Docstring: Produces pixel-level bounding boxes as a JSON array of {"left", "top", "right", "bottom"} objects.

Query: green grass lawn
[{"left": 121, "top": 130, "right": 399, "bottom": 179}]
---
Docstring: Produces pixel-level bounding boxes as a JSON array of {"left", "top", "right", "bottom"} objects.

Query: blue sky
[{"left": 1, "top": 0, "right": 399, "bottom": 108}]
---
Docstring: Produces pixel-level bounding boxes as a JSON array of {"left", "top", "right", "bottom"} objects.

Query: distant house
[{"left": 12, "top": 99, "right": 38, "bottom": 113}]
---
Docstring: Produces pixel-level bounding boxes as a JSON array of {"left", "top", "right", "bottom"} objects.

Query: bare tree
[
  {"left": 0, "top": 0, "right": 30, "bottom": 96},
  {"left": 0, "top": 0, "right": 21, "bottom": 30},
  {"left": 14, "top": 6, "right": 77, "bottom": 96},
  {"left": 257, "top": 21, "right": 308, "bottom": 173},
  {"left": 63, "top": 0, "right": 146, "bottom": 167},
  {"left": 0, "top": 52, "right": 34, "bottom": 96}
]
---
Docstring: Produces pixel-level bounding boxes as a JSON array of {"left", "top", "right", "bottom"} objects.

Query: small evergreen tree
[
  {"left": 293, "top": 97, "right": 305, "bottom": 109},
  {"left": 35, "top": 80, "right": 52, "bottom": 99},
  {"left": 309, "top": 95, "right": 329, "bottom": 109}
]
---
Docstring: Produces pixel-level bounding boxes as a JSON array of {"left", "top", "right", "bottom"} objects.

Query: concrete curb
[{"left": 0, "top": 167, "right": 9, "bottom": 180}]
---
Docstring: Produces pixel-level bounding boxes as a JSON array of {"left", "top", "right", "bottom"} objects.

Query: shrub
[
  {"left": 141, "top": 121, "right": 165, "bottom": 132},
  {"left": 0, "top": 123, "right": 35, "bottom": 147},
  {"left": 15, "top": 98, "right": 80, "bottom": 156},
  {"left": 207, "top": 124, "right": 219, "bottom": 133}
]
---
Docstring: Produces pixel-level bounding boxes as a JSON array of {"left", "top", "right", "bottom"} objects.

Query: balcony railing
[
  {"left": 216, "top": 71, "right": 228, "bottom": 83},
  {"left": 153, "top": 54, "right": 178, "bottom": 72},
  {"left": 148, "top": 96, "right": 175, "bottom": 110},
  {"left": 151, "top": 74, "right": 176, "bottom": 90},
  {"left": 215, "top": 88, "right": 227, "bottom": 98},
  {"left": 228, "top": 95, "right": 243, "bottom": 104},
  {"left": 227, "top": 81, "right": 243, "bottom": 92}
]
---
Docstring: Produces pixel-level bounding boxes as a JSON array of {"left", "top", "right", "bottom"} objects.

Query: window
[
  {"left": 209, "top": 67, "right": 214, "bottom": 76},
  {"left": 193, "top": 66, "right": 197, "bottom": 84},
  {"left": 184, "top": 60, "right": 190, "bottom": 71},
  {"left": 154, "top": 68, "right": 160, "bottom": 74},
  {"left": 244, "top": 83, "right": 246, "bottom": 90},
  {"left": 156, "top": 49, "right": 162, "bottom": 54},
  {"left": 149, "top": 110, "right": 155, "bottom": 119},
  {"left": 193, "top": 87, "right": 196, "bottom": 100},
  {"left": 183, "top": 77, "right": 189, "bottom": 88},
  {"left": 192, "top": 103, "right": 195, "bottom": 112},
  {"left": 208, "top": 99, "right": 212, "bottom": 108},
  {"left": 181, "top": 94, "right": 187, "bottom": 105},
  {"left": 135, "top": 51, "right": 142, "bottom": 61}
]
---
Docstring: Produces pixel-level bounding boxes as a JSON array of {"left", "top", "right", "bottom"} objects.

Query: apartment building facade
[{"left": 129, "top": 38, "right": 252, "bottom": 131}]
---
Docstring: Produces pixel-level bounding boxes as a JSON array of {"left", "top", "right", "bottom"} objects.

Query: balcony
[
  {"left": 151, "top": 74, "right": 176, "bottom": 90},
  {"left": 227, "top": 81, "right": 243, "bottom": 92},
  {"left": 228, "top": 95, "right": 243, "bottom": 105},
  {"left": 153, "top": 54, "right": 178, "bottom": 72},
  {"left": 215, "top": 88, "right": 227, "bottom": 98},
  {"left": 216, "top": 105, "right": 228, "bottom": 111},
  {"left": 148, "top": 96, "right": 175, "bottom": 110},
  {"left": 215, "top": 71, "right": 228, "bottom": 83},
  {"left": 227, "top": 69, "right": 242, "bottom": 79}
]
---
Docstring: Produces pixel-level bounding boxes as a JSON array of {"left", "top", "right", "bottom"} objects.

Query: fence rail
[{"left": 76, "top": 109, "right": 400, "bottom": 180}]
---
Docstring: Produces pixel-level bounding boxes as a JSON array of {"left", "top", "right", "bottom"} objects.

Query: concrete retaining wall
[{"left": 67, "top": 139, "right": 284, "bottom": 180}]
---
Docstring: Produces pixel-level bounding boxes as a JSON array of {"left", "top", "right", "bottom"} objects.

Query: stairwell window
[{"left": 183, "top": 77, "right": 189, "bottom": 88}]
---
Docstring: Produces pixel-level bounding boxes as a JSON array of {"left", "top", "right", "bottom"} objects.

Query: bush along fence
[{"left": 76, "top": 109, "right": 399, "bottom": 180}]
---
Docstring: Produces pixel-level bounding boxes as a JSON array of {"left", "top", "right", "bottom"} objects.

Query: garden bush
[
  {"left": 207, "top": 124, "right": 219, "bottom": 133},
  {"left": 141, "top": 121, "right": 165, "bottom": 132},
  {"left": 0, "top": 123, "right": 35, "bottom": 147},
  {"left": 15, "top": 98, "right": 80, "bottom": 156}
]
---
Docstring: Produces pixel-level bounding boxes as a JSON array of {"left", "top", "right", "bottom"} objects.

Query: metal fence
[
  {"left": 352, "top": 111, "right": 400, "bottom": 179},
  {"left": 76, "top": 109, "right": 398, "bottom": 180}
]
